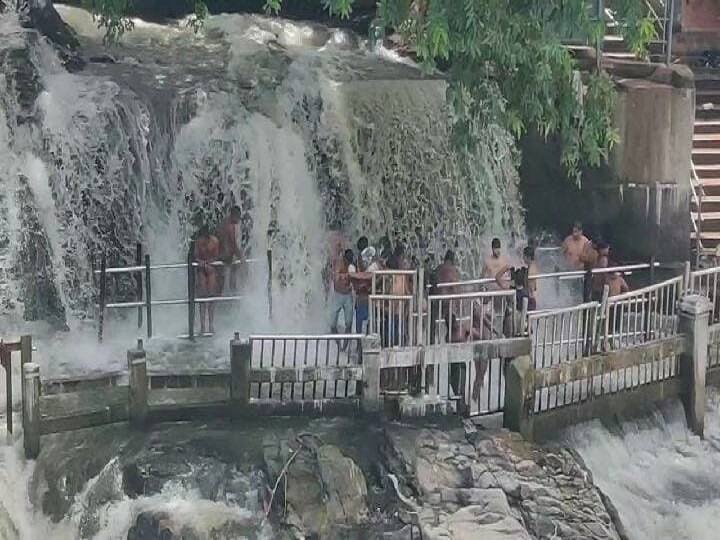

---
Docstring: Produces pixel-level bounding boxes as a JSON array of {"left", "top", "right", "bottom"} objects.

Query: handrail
[
  {"left": 691, "top": 161, "right": 704, "bottom": 255},
  {"left": 250, "top": 334, "right": 363, "bottom": 340},
  {"left": 528, "top": 301, "right": 600, "bottom": 318},
  {"left": 428, "top": 289, "right": 515, "bottom": 301},
  {"left": 95, "top": 257, "right": 262, "bottom": 275},
  {"left": 607, "top": 275, "right": 682, "bottom": 303}
]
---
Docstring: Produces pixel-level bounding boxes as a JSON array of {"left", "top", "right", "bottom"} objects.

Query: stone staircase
[{"left": 691, "top": 67, "right": 720, "bottom": 255}]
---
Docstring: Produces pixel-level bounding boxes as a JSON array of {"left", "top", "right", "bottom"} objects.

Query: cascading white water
[
  {"left": 0, "top": 5, "right": 524, "bottom": 348},
  {"left": 566, "top": 392, "right": 720, "bottom": 540}
]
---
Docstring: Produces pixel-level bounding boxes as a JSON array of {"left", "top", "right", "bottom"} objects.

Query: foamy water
[{"left": 566, "top": 391, "right": 720, "bottom": 540}]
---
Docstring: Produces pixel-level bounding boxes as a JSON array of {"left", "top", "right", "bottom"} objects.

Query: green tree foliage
[{"left": 79, "top": 0, "right": 656, "bottom": 181}]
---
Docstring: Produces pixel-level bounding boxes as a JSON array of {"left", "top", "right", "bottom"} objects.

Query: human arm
[{"left": 495, "top": 265, "right": 512, "bottom": 289}]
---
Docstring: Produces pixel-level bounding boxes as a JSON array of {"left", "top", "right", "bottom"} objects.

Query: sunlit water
[{"left": 566, "top": 391, "right": 720, "bottom": 540}]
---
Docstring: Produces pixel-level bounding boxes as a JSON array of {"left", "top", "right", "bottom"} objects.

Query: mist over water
[{"left": 566, "top": 391, "right": 720, "bottom": 540}]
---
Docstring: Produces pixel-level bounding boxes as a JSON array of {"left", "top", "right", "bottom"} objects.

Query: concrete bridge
[{"left": 8, "top": 261, "right": 720, "bottom": 459}]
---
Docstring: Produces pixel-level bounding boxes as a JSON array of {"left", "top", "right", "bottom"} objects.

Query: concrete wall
[
  {"left": 520, "top": 64, "right": 694, "bottom": 261},
  {"left": 680, "top": 0, "right": 720, "bottom": 32}
]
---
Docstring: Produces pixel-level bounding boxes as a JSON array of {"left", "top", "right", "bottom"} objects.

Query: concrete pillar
[
  {"left": 230, "top": 334, "right": 251, "bottom": 414},
  {"left": 503, "top": 355, "right": 535, "bottom": 441},
  {"left": 22, "top": 362, "right": 40, "bottom": 459},
  {"left": 360, "top": 334, "right": 382, "bottom": 413},
  {"left": 128, "top": 339, "right": 148, "bottom": 428},
  {"left": 679, "top": 294, "right": 711, "bottom": 438}
]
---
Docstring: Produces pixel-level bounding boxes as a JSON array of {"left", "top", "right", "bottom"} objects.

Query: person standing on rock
[
  {"left": 562, "top": 222, "right": 590, "bottom": 270},
  {"left": 194, "top": 224, "right": 220, "bottom": 335},
  {"left": 216, "top": 205, "right": 244, "bottom": 294}
]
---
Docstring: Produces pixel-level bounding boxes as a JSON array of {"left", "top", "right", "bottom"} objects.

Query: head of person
[
  {"left": 230, "top": 205, "right": 242, "bottom": 225},
  {"left": 491, "top": 238, "right": 501, "bottom": 257},
  {"left": 357, "top": 236, "right": 369, "bottom": 253},
  {"left": 444, "top": 249, "right": 455, "bottom": 265},
  {"left": 343, "top": 249, "right": 355, "bottom": 266},
  {"left": 610, "top": 271, "right": 621, "bottom": 280},
  {"left": 361, "top": 246, "right": 376, "bottom": 267},
  {"left": 522, "top": 246, "right": 535, "bottom": 266},
  {"left": 572, "top": 221, "right": 583, "bottom": 239},
  {"left": 596, "top": 240, "right": 609, "bottom": 257}
]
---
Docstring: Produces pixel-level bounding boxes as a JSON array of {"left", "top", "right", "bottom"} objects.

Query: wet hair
[
  {"left": 344, "top": 249, "right": 355, "bottom": 265},
  {"left": 357, "top": 236, "right": 369, "bottom": 252},
  {"left": 596, "top": 240, "right": 609, "bottom": 250},
  {"left": 444, "top": 250, "right": 455, "bottom": 263},
  {"left": 491, "top": 238, "right": 501, "bottom": 249},
  {"left": 523, "top": 246, "right": 535, "bottom": 261},
  {"left": 231, "top": 205, "right": 242, "bottom": 217},
  {"left": 573, "top": 221, "right": 583, "bottom": 231}
]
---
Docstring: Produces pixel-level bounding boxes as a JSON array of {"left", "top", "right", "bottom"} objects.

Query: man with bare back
[
  {"left": 194, "top": 224, "right": 220, "bottom": 335},
  {"left": 482, "top": 238, "right": 510, "bottom": 291},
  {"left": 216, "top": 206, "right": 244, "bottom": 294},
  {"left": 562, "top": 222, "right": 590, "bottom": 270}
]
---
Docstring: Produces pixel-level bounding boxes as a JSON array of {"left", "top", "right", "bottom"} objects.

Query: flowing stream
[{"left": 567, "top": 391, "right": 720, "bottom": 540}]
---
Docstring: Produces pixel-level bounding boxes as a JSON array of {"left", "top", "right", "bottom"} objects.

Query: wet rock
[{"left": 263, "top": 431, "right": 369, "bottom": 538}]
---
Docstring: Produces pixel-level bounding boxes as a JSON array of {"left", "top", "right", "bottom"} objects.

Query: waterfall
[
  {"left": 566, "top": 391, "right": 720, "bottom": 540},
  {"left": 0, "top": 5, "right": 524, "bottom": 336}
]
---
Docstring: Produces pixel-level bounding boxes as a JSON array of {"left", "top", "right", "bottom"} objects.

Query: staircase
[{"left": 691, "top": 68, "right": 720, "bottom": 256}]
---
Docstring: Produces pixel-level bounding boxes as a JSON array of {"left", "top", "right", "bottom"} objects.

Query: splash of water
[{"left": 566, "top": 392, "right": 720, "bottom": 540}]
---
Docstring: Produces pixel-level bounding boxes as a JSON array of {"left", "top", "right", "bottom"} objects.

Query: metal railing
[
  {"left": 369, "top": 269, "right": 423, "bottom": 348},
  {"left": 249, "top": 334, "right": 362, "bottom": 401},
  {"left": 528, "top": 301, "right": 603, "bottom": 369},
  {"left": 426, "top": 289, "right": 516, "bottom": 346},
  {"left": 95, "top": 245, "right": 272, "bottom": 341},
  {"left": 690, "top": 266, "right": 720, "bottom": 324},
  {"left": 602, "top": 275, "right": 683, "bottom": 351}
]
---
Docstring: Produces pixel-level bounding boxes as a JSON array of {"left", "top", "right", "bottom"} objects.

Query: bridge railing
[
  {"left": 602, "top": 275, "right": 683, "bottom": 351},
  {"left": 425, "top": 289, "right": 517, "bottom": 346},
  {"left": 528, "top": 301, "right": 603, "bottom": 369},
  {"left": 689, "top": 266, "right": 720, "bottom": 325},
  {"left": 95, "top": 245, "right": 272, "bottom": 342},
  {"left": 248, "top": 334, "right": 363, "bottom": 403}
]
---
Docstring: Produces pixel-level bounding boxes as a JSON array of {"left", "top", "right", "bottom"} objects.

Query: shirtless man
[
  {"left": 194, "top": 225, "right": 220, "bottom": 335},
  {"left": 581, "top": 240, "right": 610, "bottom": 301},
  {"left": 607, "top": 271, "right": 629, "bottom": 297},
  {"left": 562, "top": 222, "right": 590, "bottom": 270},
  {"left": 216, "top": 206, "right": 244, "bottom": 294},
  {"left": 482, "top": 238, "right": 510, "bottom": 290},
  {"left": 350, "top": 245, "right": 380, "bottom": 334},
  {"left": 329, "top": 245, "right": 354, "bottom": 340},
  {"left": 496, "top": 246, "right": 538, "bottom": 311}
]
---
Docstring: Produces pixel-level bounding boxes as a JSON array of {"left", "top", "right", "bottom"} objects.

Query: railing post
[
  {"left": 1, "top": 344, "right": 11, "bottom": 434},
  {"left": 22, "top": 362, "right": 40, "bottom": 459},
  {"left": 360, "top": 333, "right": 382, "bottom": 413},
  {"left": 267, "top": 249, "right": 273, "bottom": 321},
  {"left": 98, "top": 254, "right": 107, "bottom": 343},
  {"left": 665, "top": 0, "right": 674, "bottom": 65},
  {"left": 583, "top": 267, "right": 593, "bottom": 303},
  {"left": 230, "top": 334, "right": 251, "bottom": 414},
  {"left": 649, "top": 256, "right": 656, "bottom": 284},
  {"left": 136, "top": 243, "right": 143, "bottom": 329},
  {"left": 417, "top": 267, "right": 424, "bottom": 347},
  {"left": 20, "top": 335, "right": 32, "bottom": 422},
  {"left": 503, "top": 355, "right": 534, "bottom": 441},
  {"left": 145, "top": 254, "right": 152, "bottom": 339},
  {"left": 128, "top": 339, "right": 148, "bottom": 428},
  {"left": 187, "top": 242, "right": 195, "bottom": 342},
  {"left": 678, "top": 294, "right": 711, "bottom": 438},
  {"left": 683, "top": 261, "right": 692, "bottom": 293}
]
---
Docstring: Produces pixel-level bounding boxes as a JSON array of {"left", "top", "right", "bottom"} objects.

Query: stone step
[
  {"left": 694, "top": 195, "right": 720, "bottom": 203},
  {"left": 698, "top": 176, "right": 720, "bottom": 186},
  {"left": 692, "top": 212, "right": 720, "bottom": 220},
  {"left": 692, "top": 148, "right": 720, "bottom": 165},
  {"left": 692, "top": 231, "right": 720, "bottom": 240},
  {"left": 694, "top": 133, "right": 720, "bottom": 141}
]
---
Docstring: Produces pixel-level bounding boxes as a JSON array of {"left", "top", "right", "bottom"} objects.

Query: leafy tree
[{"left": 77, "top": 0, "right": 657, "bottom": 182}]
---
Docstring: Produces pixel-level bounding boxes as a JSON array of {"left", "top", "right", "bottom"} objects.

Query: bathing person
[
  {"left": 329, "top": 244, "right": 355, "bottom": 340},
  {"left": 433, "top": 250, "right": 461, "bottom": 343},
  {"left": 482, "top": 238, "right": 510, "bottom": 291},
  {"left": 562, "top": 221, "right": 590, "bottom": 270},
  {"left": 582, "top": 240, "right": 610, "bottom": 301},
  {"left": 496, "top": 246, "right": 538, "bottom": 311},
  {"left": 350, "top": 246, "right": 380, "bottom": 334},
  {"left": 216, "top": 205, "right": 244, "bottom": 293},
  {"left": 607, "top": 271, "right": 629, "bottom": 297},
  {"left": 357, "top": 236, "right": 369, "bottom": 267},
  {"left": 194, "top": 224, "right": 220, "bottom": 335}
]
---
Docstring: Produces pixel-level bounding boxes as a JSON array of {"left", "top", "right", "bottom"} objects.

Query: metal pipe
[
  {"left": 250, "top": 334, "right": 363, "bottom": 340},
  {"left": 145, "top": 254, "right": 152, "bottom": 339},
  {"left": 187, "top": 243, "right": 195, "bottom": 342},
  {"left": 666, "top": 0, "right": 674, "bottom": 65},
  {"left": 136, "top": 243, "right": 143, "bottom": 329},
  {"left": 98, "top": 255, "right": 107, "bottom": 343},
  {"left": 94, "top": 257, "right": 263, "bottom": 275}
]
